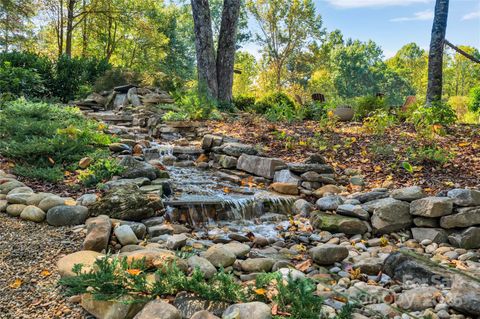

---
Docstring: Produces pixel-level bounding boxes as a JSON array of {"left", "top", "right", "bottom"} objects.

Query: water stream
[{"left": 145, "top": 142, "right": 296, "bottom": 231}]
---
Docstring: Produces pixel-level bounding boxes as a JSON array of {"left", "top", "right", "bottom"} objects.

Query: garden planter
[{"left": 333, "top": 106, "right": 354, "bottom": 121}]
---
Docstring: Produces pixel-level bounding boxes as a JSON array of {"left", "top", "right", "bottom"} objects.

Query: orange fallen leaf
[
  {"left": 64, "top": 199, "right": 77, "bottom": 206},
  {"left": 295, "top": 259, "right": 312, "bottom": 272},
  {"left": 9, "top": 278, "right": 22, "bottom": 289},
  {"left": 127, "top": 269, "right": 142, "bottom": 276},
  {"left": 40, "top": 270, "right": 51, "bottom": 277}
]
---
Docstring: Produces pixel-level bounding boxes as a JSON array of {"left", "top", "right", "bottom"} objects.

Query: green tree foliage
[
  {"left": 233, "top": 51, "right": 257, "bottom": 97},
  {"left": 247, "top": 0, "right": 323, "bottom": 89},
  {"left": 0, "top": 0, "right": 35, "bottom": 51}
]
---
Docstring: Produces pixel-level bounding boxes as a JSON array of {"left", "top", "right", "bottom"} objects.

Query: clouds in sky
[
  {"left": 325, "top": 0, "right": 430, "bottom": 9},
  {"left": 462, "top": 11, "right": 480, "bottom": 20},
  {"left": 391, "top": 9, "right": 434, "bottom": 22}
]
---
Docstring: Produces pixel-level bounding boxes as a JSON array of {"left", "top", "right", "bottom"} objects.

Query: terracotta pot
[{"left": 333, "top": 106, "right": 354, "bottom": 121}]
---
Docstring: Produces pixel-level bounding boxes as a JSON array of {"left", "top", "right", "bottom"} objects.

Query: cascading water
[{"left": 143, "top": 142, "right": 296, "bottom": 228}]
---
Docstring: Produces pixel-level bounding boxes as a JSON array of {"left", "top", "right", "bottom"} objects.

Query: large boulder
[
  {"left": 410, "top": 197, "right": 453, "bottom": 217},
  {"left": 309, "top": 244, "right": 349, "bottom": 265},
  {"left": 89, "top": 185, "right": 163, "bottom": 221},
  {"left": 448, "top": 227, "right": 480, "bottom": 249},
  {"left": 236, "top": 154, "right": 286, "bottom": 179},
  {"left": 57, "top": 251, "right": 104, "bottom": 277},
  {"left": 83, "top": 215, "right": 112, "bottom": 252},
  {"left": 370, "top": 198, "right": 411, "bottom": 234},
  {"left": 447, "top": 188, "right": 480, "bottom": 206},
  {"left": 310, "top": 211, "right": 368, "bottom": 235},
  {"left": 382, "top": 251, "right": 451, "bottom": 285},
  {"left": 220, "top": 143, "right": 258, "bottom": 157},
  {"left": 396, "top": 287, "right": 440, "bottom": 311},
  {"left": 46, "top": 205, "right": 89, "bottom": 226},
  {"left": 119, "top": 156, "right": 161, "bottom": 180},
  {"left": 411, "top": 228, "right": 449, "bottom": 244},
  {"left": 447, "top": 274, "right": 480, "bottom": 316},
  {"left": 81, "top": 294, "right": 145, "bottom": 319},
  {"left": 440, "top": 206, "right": 480, "bottom": 228},
  {"left": 188, "top": 256, "right": 217, "bottom": 279}
]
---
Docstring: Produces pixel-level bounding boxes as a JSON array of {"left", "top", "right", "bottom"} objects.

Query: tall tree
[
  {"left": 190, "top": 0, "right": 241, "bottom": 103},
  {"left": 426, "top": 0, "right": 449, "bottom": 103},
  {"left": 247, "top": 0, "right": 323, "bottom": 89},
  {"left": 0, "top": 0, "right": 35, "bottom": 51}
]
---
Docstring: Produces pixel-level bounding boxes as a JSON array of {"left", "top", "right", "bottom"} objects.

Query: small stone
[
  {"left": 240, "top": 258, "right": 275, "bottom": 273},
  {"left": 316, "top": 195, "right": 343, "bottom": 211},
  {"left": 133, "top": 300, "right": 181, "bottom": 319},
  {"left": 309, "top": 244, "right": 349, "bottom": 265},
  {"left": 204, "top": 245, "right": 236, "bottom": 268},
  {"left": 38, "top": 195, "right": 68, "bottom": 211},
  {"left": 292, "top": 199, "right": 314, "bottom": 216},
  {"left": 188, "top": 256, "right": 217, "bottom": 279},
  {"left": 83, "top": 215, "right": 112, "bottom": 252},
  {"left": 79, "top": 157, "right": 92, "bottom": 169},
  {"left": 223, "top": 242, "right": 250, "bottom": 258},
  {"left": 166, "top": 234, "right": 188, "bottom": 250},
  {"left": 191, "top": 310, "right": 220, "bottom": 319},
  {"left": 313, "top": 185, "right": 342, "bottom": 197},
  {"left": 222, "top": 302, "right": 271, "bottom": 319},
  {"left": 114, "top": 225, "right": 139, "bottom": 246},
  {"left": 6, "top": 192, "right": 32, "bottom": 204},
  {"left": 391, "top": 186, "right": 425, "bottom": 201},
  {"left": 269, "top": 182, "right": 298, "bottom": 195},
  {"left": 6, "top": 204, "right": 26, "bottom": 216}
]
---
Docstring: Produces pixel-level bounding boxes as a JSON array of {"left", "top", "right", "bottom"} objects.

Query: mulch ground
[
  {"left": 207, "top": 115, "right": 480, "bottom": 194},
  {"left": 0, "top": 215, "right": 89, "bottom": 319}
]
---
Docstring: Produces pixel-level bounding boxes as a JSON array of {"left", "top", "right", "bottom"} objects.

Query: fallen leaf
[
  {"left": 40, "top": 270, "right": 51, "bottom": 277},
  {"left": 295, "top": 259, "right": 312, "bottom": 272},
  {"left": 9, "top": 278, "right": 22, "bottom": 289}
]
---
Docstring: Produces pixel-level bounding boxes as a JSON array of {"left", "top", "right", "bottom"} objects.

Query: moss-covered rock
[{"left": 310, "top": 211, "right": 368, "bottom": 235}]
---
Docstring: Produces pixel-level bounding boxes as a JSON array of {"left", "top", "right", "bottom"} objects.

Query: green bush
[
  {"left": 165, "top": 89, "right": 222, "bottom": 121},
  {"left": 93, "top": 68, "right": 142, "bottom": 92},
  {"left": 0, "top": 62, "right": 46, "bottom": 98},
  {"left": 0, "top": 99, "right": 113, "bottom": 182},
  {"left": 363, "top": 110, "right": 397, "bottom": 135},
  {"left": 233, "top": 95, "right": 256, "bottom": 111},
  {"left": 353, "top": 95, "right": 388, "bottom": 119},
  {"left": 254, "top": 92, "right": 296, "bottom": 114},
  {"left": 264, "top": 101, "right": 304, "bottom": 123},
  {"left": 408, "top": 101, "right": 457, "bottom": 129},
  {"left": 468, "top": 86, "right": 480, "bottom": 113},
  {"left": 78, "top": 157, "right": 125, "bottom": 187},
  {"left": 407, "top": 145, "right": 453, "bottom": 166},
  {"left": 302, "top": 101, "right": 328, "bottom": 120}
]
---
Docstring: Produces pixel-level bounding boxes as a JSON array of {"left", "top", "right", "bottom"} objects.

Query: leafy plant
[
  {"left": 233, "top": 94, "right": 256, "bottom": 111},
  {"left": 0, "top": 99, "right": 113, "bottom": 182},
  {"left": 353, "top": 95, "right": 388, "bottom": 119},
  {"left": 254, "top": 92, "right": 296, "bottom": 114},
  {"left": 468, "top": 86, "right": 480, "bottom": 113},
  {"left": 78, "top": 158, "right": 125, "bottom": 187},
  {"left": 408, "top": 101, "right": 457, "bottom": 131},
  {"left": 406, "top": 145, "right": 453, "bottom": 166},
  {"left": 265, "top": 101, "right": 304, "bottom": 123},
  {"left": 362, "top": 110, "right": 397, "bottom": 135}
]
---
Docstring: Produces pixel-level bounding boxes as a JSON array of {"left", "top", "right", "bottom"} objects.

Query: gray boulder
[
  {"left": 188, "top": 256, "right": 217, "bottom": 279},
  {"left": 336, "top": 204, "right": 369, "bottom": 220},
  {"left": 273, "top": 169, "right": 301, "bottom": 185},
  {"left": 447, "top": 188, "right": 480, "bottom": 206},
  {"left": 309, "top": 244, "right": 349, "bottom": 265},
  {"left": 236, "top": 154, "right": 286, "bottom": 179},
  {"left": 89, "top": 185, "right": 163, "bottom": 221},
  {"left": 310, "top": 211, "right": 368, "bottom": 235},
  {"left": 410, "top": 197, "right": 453, "bottom": 217},
  {"left": 370, "top": 198, "right": 411, "bottom": 234},
  {"left": 391, "top": 186, "right": 425, "bottom": 201},
  {"left": 448, "top": 227, "right": 480, "bottom": 249},
  {"left": 240, "top": 258, "right": 275, "bottom": 273},
  {"left": 19, "top": 205, "right": 45, "bottom": 222},
  {"left": 287, "top": 163, "right": 334, "bottom": 174},
  {"left": 133, "top": 300, "right": 181, "bottom": 319},
  {"left": 316, "top": 195, "right": 343, "bottom": 211},
  {"left": 204, "top": 244, "right": 236, "bottom": 268},
  {"left": 222, "top": 302, "right": 271, "bottom": 319},
  {"left": 221, "top": 143, "right": 258, "bottom": 157},
  {"left": 119, "top": 156, "right": 161, "bottom": 180},
  {"left": 440, "top": 206, "right": 480, "bottom": 228},
  {"left": 46, "top": 205, "right": 89, "bottom": 226},
  {"left": 411, "top": 228, "right": 449, "bottom": 244},
  {"left": 114, "top": 225, "right": 138, "bottom": 246},
  {"left": 447, "top": 275, "right": 480, "bottom": 316},
  {"left": 218, "top": 155, "right": 238, "bottom": 169}
]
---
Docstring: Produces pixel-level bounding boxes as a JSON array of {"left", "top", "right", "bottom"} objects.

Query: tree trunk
[
  {"left": 191, "top": 0, "right": 218, "bottom": 98},
  {"left": 216, "top": 0, "right": 241, "bottom": 103},
  {"left": 65, "top": 0, "right": 75, "bottom": 57},
  {"left": 426, "top": 0, "right": 449, "bottom": 104}
]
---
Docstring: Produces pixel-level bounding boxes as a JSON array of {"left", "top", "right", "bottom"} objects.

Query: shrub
[
  {"left": 353, "top": 95, "right": 388, "bottom": 119},
  {"left": 78, "top": 157, "right": 125, "bottom": 187},
  {"left": 165, "top": 89, "right": 222, "bottom": 121},
  {"left": 0, "top": 62, "right": 46, "bottom": 98},
  {"left": 264, "top": 101, "right": 304, "bottom": 123},
  {"left": 254, "top": 92, "right": 296, "bottom": 114},
  {"left": 407, "top": 145, "right": 453, "bottom": 166},
  {"left": 468, "top": 86, "right": 480, "bottom": 113},
  {"left": 362, "top": 110, "right": 397, "bottom": 135},
  {"left": 233, "top": 94, "right": 256, "bottom": 111},
  {"left": 408, "top": 101, "right": 457, "bottom": 133},
  {"left": 93, "top": 68, "right": 142, "bottom": 92},
  {"left": 0, "top": 99, "right": 113, "bottom": 182},
  {"left": 302, "top": 101, "right": 328, "bottom": 120}
]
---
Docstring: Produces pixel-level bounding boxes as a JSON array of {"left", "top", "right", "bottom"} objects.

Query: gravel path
[{"left": 0, "top": 214, "right": 89, "bottom": 319}]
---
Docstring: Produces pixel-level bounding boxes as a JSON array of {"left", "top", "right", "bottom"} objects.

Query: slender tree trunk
[
  {"left": 426, "top": 0, "right": 449, "bottom": 103},
  {"left": 191, "top": 0, "right": 218, "bottom": 98},
  {"left": 65, "top": 0, "right": 75, "bottom": 57},
  {"left": 216, "top": 0, "right": 241, "bottom": 103},
  {"left": 81, "top": 0, "right": 87, "bottom": 56}
]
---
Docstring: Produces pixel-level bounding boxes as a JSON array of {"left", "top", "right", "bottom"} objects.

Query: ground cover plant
[{"left": 0, "top": 99, "right": 114, "bottom": 182}]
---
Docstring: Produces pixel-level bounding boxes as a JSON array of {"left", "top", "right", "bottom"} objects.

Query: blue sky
[{"left": 243, "top": 0, "right": 480, "bottom": 59}]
